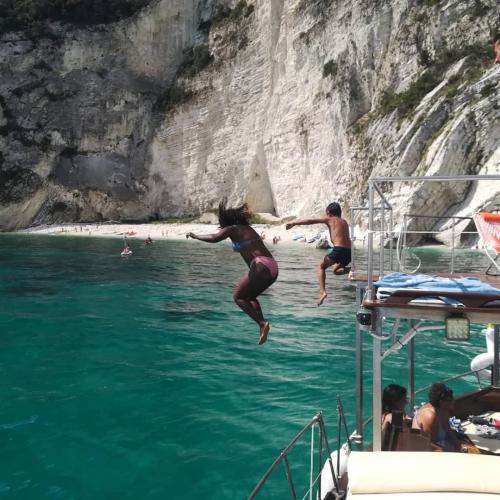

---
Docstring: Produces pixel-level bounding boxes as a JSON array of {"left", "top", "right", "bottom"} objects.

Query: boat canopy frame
[{"left": 350, "top": 174, "right": 500, "bottom": 452}]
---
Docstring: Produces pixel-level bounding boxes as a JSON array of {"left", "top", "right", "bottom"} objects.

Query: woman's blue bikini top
[{"left": 232, "top": 239, "right": 259, "bottom": 252}]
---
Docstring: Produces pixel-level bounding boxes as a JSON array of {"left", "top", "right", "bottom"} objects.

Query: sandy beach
[{"left": 19, "top": 221, "right": 339, "bottom": 246}]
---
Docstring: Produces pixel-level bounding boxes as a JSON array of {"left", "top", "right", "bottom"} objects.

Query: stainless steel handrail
[
  {"left": 248, "top": 413, "right": 339, "bottom": 500},
  {"left": 250, "top": 401, "right": 351, "bottom": 500},
  {"left": 351, "top": 213, "right": 478, "bottom": 277},
  {"left": 414, "top": 370, "right": 486, "bottom": 396}
]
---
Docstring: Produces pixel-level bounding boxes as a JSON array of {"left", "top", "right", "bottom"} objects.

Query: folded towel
[{"left": 375, "top": 272, "right": 500, "bottom": 295}]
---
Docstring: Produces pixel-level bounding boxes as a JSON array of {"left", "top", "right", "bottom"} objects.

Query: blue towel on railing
[{"left": 375, "top": 272, "right": 500, "bottom": 295}]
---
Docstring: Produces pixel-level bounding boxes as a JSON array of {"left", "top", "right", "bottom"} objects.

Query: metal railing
[
  {"left": 350, "top": 205, "right": 394, "bottom": 276},
  {"left": 399, "top": 214, "right": 479, "bottom": 274},
  {"left": 364, "top": 175, "right": 500, "bottom": 297},
  {"left": 249, "top": 400, "right": 351, "bottom": 500},
  {"left": 351, "top": 210, "right": 481, "bottom": 279}
]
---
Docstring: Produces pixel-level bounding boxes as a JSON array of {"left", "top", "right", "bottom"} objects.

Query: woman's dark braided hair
[
  {"left": 382, "top": 384, "right": 407, "bottom": 413},
  {"left": 428, "top": 383, "right": 453, "bottom": 408},
  {"left": 218, "top": 198, "right": 251, "bottom": 227}
]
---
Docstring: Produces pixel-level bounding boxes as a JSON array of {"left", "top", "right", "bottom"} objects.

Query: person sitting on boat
[
  {"left": 285, "top": 202, "right": 351, "bottom": 306},
  {"left": 381, "top": 384, "right": 412, "bottom": 450},
  {"left": 412, "top": 383, "right": 462, "bottom": 451},
  {"left": 382, "top": 384, "right": 411, "bottom": 432},
  {"left": 186, "top": 198, "right": 278, "bottom": 345}
]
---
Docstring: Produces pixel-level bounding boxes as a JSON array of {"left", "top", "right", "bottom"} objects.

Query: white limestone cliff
[{"left": 0, "top": 0, "right": 499, "bottom": 243}]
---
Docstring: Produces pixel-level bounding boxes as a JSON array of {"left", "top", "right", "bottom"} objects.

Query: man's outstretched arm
[{"left": 285, "top": 218, "right": 328, "bottom": 230}]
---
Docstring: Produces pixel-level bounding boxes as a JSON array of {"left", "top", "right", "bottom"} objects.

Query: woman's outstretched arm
[
  {"left": 285, "top": 218, "right": 328, "bottom": 230},
  {"left": 186, "top": 226, "right": 233, "bottom": 243}
]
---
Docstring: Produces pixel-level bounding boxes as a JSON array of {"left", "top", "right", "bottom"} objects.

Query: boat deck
[
  {"left": 350, "top": 272, "right": 500, "bottom": 323},
  {"left": 350, "top": 272, "right": 500, "bottom": 286}
]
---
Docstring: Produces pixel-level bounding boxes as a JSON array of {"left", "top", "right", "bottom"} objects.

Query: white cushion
[
  {"left": 347, "top": 493, "right": 500, "bottom": 499},
  {"left": 348, "top": 451, "right": 500, "bottom": 495}
]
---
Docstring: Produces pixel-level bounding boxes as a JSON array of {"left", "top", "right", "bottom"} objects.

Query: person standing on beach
[
  {"left": 186, "top": 199, "right": 278, "bottom": 345},
  {"left": 286, "top": 202, "right": 351, "bottom": 306}
]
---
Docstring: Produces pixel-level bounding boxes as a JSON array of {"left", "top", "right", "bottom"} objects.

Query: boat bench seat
[{"left": 346, "top": 451, "right": 500, "bottom": 499}]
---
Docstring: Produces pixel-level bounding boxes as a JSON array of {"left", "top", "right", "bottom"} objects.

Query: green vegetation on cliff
[
  {"left": 379, "top": 42, "right": 492, "bottom": 119},
  {"left": 211, "top": 0, "right": 254, "bottom": 26},
  {"left": 0, "top": 0, "right": 152, "bottom": 34},
  {"left": 349, "top": 41, "right": 494, "bottom": 135}
]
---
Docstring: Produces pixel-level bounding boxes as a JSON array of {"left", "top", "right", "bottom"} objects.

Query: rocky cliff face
[{"left": 1, "top": 0, "right": 499, "bottom": 238}]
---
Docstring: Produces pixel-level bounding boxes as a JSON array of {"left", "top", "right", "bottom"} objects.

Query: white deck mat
[
  {"left": 347, "top": 451, "right": 500, "bottom": 496},
  {"left": 347, "top": 493, "right": 500, "bottom": 499}
]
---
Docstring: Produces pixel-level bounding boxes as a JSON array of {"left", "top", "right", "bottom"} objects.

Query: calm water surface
[{"left": 0, "top": 235, "right": 491, "bottom": 499}]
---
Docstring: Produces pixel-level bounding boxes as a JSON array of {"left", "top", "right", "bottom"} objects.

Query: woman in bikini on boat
[
  {"left": 186, "top": 199, "right": 278, "bottom": 345},
  {"left": 412, "top": 383, "right": 462, "bottom": 451}
]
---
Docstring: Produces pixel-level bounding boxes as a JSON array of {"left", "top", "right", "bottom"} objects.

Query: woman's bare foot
[
  {"left": 318, "top": 291, "right": 328, "bottom": 306},
  {"left": 258, "top": 321, "right": 270, "bottom": 345}
]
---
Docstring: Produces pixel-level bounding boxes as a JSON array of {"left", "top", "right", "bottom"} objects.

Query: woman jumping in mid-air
[{"left": 186, "top": 199, "right": 278, "bottom": 345}]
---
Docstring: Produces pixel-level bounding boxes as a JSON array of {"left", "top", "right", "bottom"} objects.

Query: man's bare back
[
  {"left": 325, "top": 216, "right": 351, "bottom": 249},
  {"left": 285, "top": 215, "right": 351, "bottom": 247},
  {"left": 285, "top": 202, "right": 352, "bottom": 305}
]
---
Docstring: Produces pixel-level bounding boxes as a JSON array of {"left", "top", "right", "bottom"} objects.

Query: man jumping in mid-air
[{"left": 286, "top": 202, "right": 351, "bottom": 306}]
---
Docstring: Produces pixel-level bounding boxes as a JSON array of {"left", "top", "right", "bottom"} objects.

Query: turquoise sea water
[{"left": 0, "top": 235, "right": 492, "bottom": 499}]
